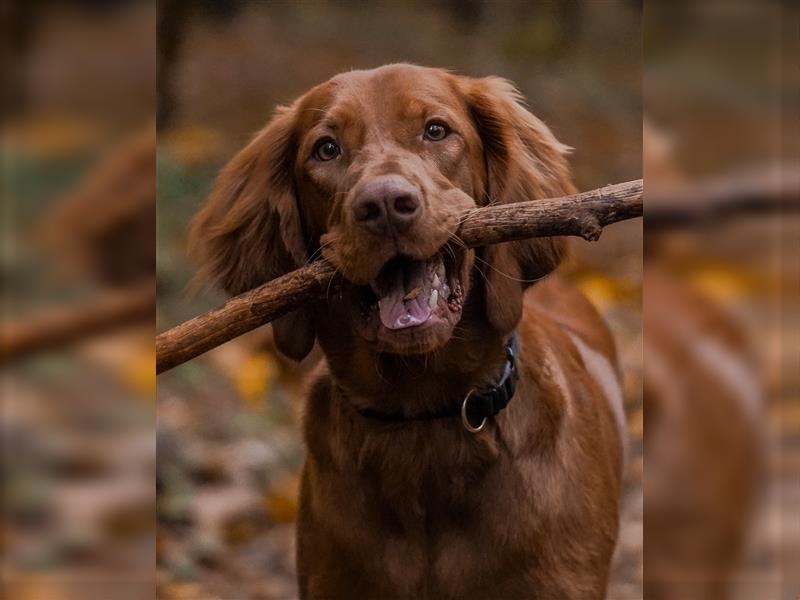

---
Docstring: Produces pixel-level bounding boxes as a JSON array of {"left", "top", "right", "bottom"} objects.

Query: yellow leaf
[
  {"left": 576, "top": 273, "right": 636, "bottom": 312},
  {"left": 5, "top": 114, "right": 103, "bottom": 159},
  {"left": 161, "top": 126, "right": 223, "bottom": 165},
  {"left": 265, "top": 474, "right": 300, "bottom": 524},
  {"left": 121, "top": 346, "right": 156, "bottom": 396},
  {"left": 683, "top": 262, "right": 776, "bottom": 301},
  {"left": 234, "top": 352, "right": 278, "bottom": 410}
]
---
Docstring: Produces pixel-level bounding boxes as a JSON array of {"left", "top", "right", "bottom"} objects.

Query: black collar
[{"left": 356, "top": 332, "right": 519, "bottom": 433}]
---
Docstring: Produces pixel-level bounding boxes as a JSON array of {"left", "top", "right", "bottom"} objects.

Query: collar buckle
[
  {"left": 461, "top": 389, "right": 487, "bottom": 433},
  {"left": 355, "top": 332, "right": 519, "bottom": 429}
]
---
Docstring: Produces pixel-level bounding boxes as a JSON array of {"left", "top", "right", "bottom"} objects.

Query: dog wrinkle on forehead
[
  {"left": 386, "top": 93, "right": 462, "bottom": 127},
  {"left": 298, "top": 103, "right": 357, "bottom": 136},
  {"left": 348, "top": 72, "right": 454, "bottom": 117}
]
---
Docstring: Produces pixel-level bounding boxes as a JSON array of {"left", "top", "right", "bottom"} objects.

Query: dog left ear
[
  {"left": 463, "top": 76, "right": 574, "bottom": 332},
  {"left": 188, "top": 104, "right": 316, "bottom": 361}
]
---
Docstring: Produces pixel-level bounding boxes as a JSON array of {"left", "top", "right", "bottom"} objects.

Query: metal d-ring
[{"left": 461, "top": 389, "right": 487, "bottom": 433}]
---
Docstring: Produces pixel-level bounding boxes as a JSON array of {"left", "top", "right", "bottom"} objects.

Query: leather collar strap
[{"left": 357, "top": 332, "right": 519, "bottom": 433}]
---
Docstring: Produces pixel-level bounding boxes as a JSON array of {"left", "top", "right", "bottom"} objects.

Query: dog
[
  {"left": 642, "top": 122, "right": 764, "bottom": 599},
  {"left": 643, "top": 266, "right": 763, "bottom": 600},
  {"left": 190, "top": 64, "right": 625, "bottom": 599}
]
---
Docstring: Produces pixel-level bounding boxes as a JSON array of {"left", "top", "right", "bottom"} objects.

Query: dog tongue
[
  {"left": 377, "top": 259, "right": 434, "bottom": 330},
  {"left": 378, "top": 292, "right": 432, "bottom": 330}
]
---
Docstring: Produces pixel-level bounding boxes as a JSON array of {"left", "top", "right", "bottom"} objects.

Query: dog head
[{"left": 190, "top": 64, "right": 573, "bottom": 360}]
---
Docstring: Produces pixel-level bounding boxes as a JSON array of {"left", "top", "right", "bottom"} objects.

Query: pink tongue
[
  {"left": 378, "top": 290, "right": 432, "bottom": 330},
  {"left": 378, "top": 272, "right": 431, "bottom": 329}
]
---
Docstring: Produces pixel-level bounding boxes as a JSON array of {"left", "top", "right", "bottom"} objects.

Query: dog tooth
[
  {"left": 432, "top": 274, "right": 440, "bottom": 289},
  {"left": 428, "top": 289, "right": 438, "bottom": 309}
]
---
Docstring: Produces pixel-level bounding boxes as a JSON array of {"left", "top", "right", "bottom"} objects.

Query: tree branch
[
  {"left": 1, "top": 283, "right": 155, "bottom": 364},
  {"left": 156, "top": 179, "right": 643, "bottom": 374},
  {"left": 646, "top": 165, "right": 800, "bottom": 229}
]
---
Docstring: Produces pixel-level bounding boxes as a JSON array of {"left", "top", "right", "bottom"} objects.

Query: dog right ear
[
  {"left": 461, "top": 76, "right": 573, "bottom": 333},
  {"left": 188, "top": 105, "right": 316, "bottom": 361}
]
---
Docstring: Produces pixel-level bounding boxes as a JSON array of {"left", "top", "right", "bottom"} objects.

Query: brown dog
[
  {"left": 190, "top": 64, "right": 625, "bottom": 599},
  {"left": 642, "top": 123, "right": 764, "bottom": 599}
]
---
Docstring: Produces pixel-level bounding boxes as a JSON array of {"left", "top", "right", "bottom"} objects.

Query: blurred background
[
  {"left": 1, "top": 2, "right": 156, "bottom": 599},
  {"left": 1, "top": 1, "right": 795, "bottom": 599},
  {"left": 644, "top": 1, "right": 796, "bottom": 598},
  {"left": 154, "top": 1, "right": 642, "bottom": 598}
]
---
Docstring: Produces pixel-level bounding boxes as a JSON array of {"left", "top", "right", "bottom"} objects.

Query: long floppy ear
[
  {"left": 464, "top": 76, "right": 574, "bottom": 333},
  {"left": 188, "top": 105, "right": 315, "bottom": 360}
]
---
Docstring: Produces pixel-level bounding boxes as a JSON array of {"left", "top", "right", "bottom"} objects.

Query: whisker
[
  {"left": 456, "top": 206, "right": 484, "bottom": 226},
  {"left": 324, "top": 269, "right": 341, "bottom": 304},
  {"left": 471, "top": 255, "right": 491, "bottom": 288},
  {"left": 446, "top": 232, "right": 467, "bottom": 251},
  {"left": 442, "top": 243, "right": 457, "bottom": 264},
  {"left": 304, "top": 238, "right": 333, "bottom": 266},
  {"left": 472, "top": 253, "right": 548, "bottom": 285}
]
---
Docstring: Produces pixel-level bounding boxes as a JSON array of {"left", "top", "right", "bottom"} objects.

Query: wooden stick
[
  {"left": 156, "top": 179, "right": 643, "bottom": 374},
  {"left": 1, "top": 282, "right": 155, "bottom": 364},
  {"left": 646, "top": 165, "right": 800, "bottom": 228}
]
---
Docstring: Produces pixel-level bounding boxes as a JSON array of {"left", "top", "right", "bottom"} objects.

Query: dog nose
[{"left": 352, "top": 177, "right": 421, "bottom": 234}]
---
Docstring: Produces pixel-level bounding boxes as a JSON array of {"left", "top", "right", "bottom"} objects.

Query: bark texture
[{"left": 156, "top": 179, "right": 643, "bottom": 373}]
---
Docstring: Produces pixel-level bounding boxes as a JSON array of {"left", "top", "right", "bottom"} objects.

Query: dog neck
[
  {"left": 304, "top": 314, "right": 566, "bottom": 517},
  {"left": 319, "top": 324, "right": 510, "bottom": 420},
  {"left": 353, "top": 332, "right": 518, "bottom": 430}
]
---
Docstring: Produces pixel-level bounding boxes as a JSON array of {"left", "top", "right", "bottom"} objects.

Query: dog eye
[
  {"left": 424, "top": 121, "right": 449, "bottom": 141},
  {"left": 313, "top": 139, "right": 340, "bottom": 161}
]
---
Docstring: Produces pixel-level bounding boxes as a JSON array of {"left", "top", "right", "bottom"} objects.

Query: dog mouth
[
  {"left": 356, "top": 246, "right": 466, "bottom": 351},
  {"left": 370, "top": 249, "right": 464, "bottom": 329}
]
